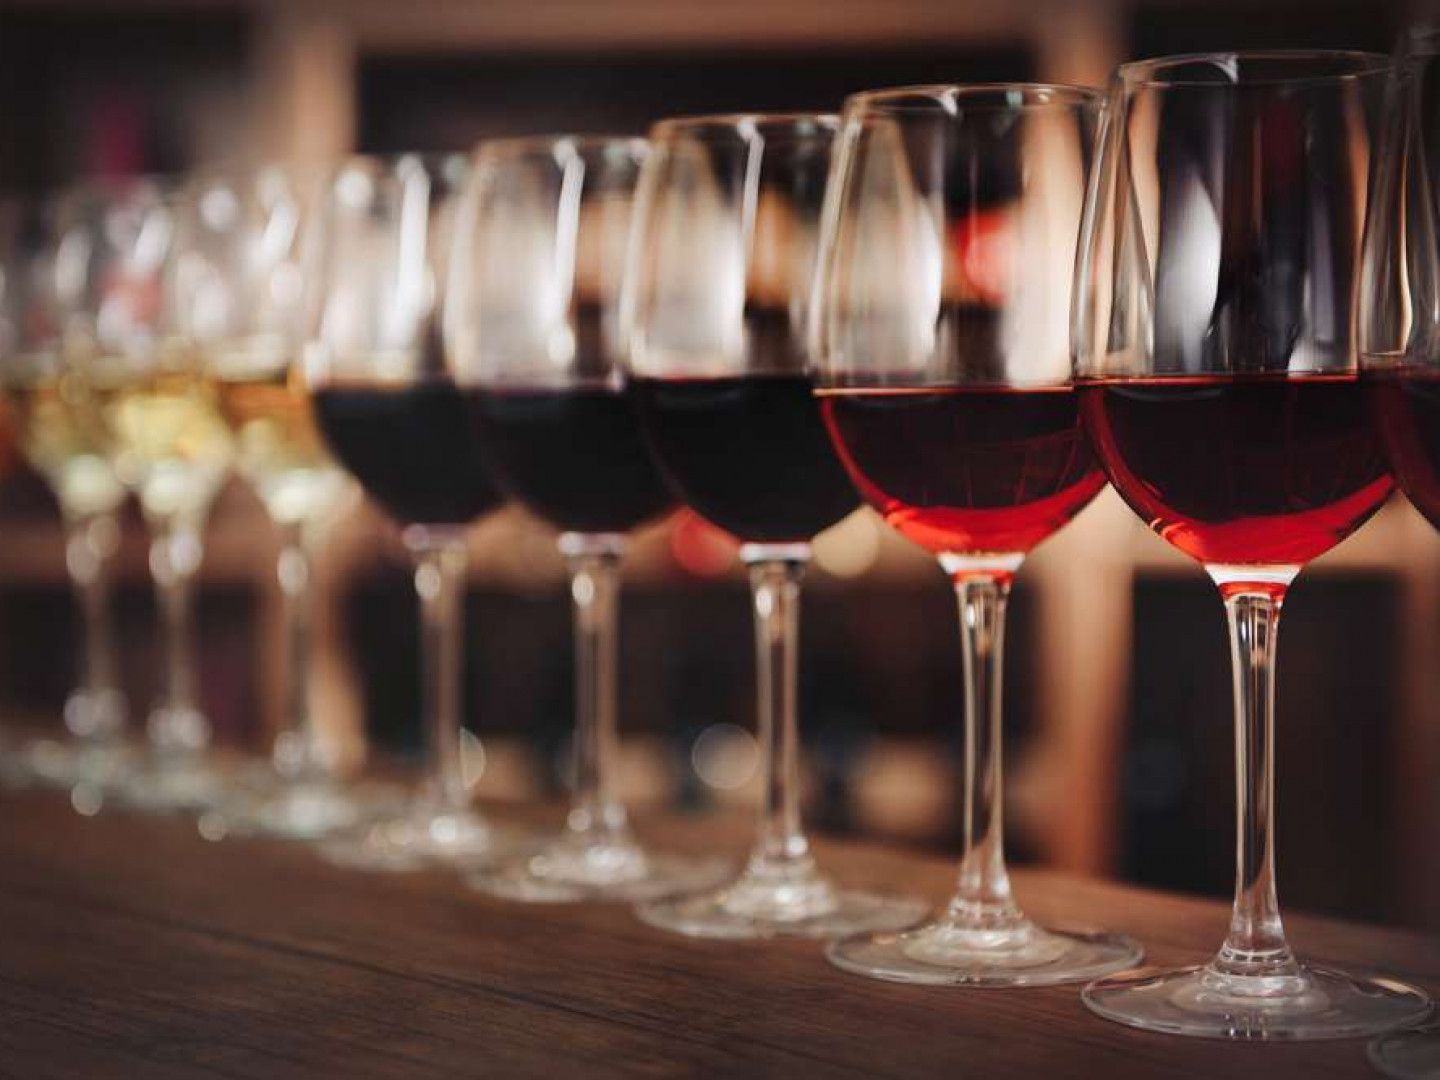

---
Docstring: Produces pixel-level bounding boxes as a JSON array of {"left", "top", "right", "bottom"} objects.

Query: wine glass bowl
[
  {"left": 1075, "top": 50, "right": 1430, "bottom": 1038},
  {"left": 812, "top": 83, "right": 1141, "bottom": 985}
]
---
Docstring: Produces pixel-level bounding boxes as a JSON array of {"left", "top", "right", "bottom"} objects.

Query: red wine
[
  {"left": 1081, "top": 374, "right": 1393, "bottom": 567},
  {"left": 313, "top": 381, "right": 503, "bottom": 527},
  {"left": 1368, "top": 368, "right": 1440, "bottom": 530},
  {"left": 470, "top": 385, "right": 673, "bottom": 535},
  {"left": 630, "top": 375, "right": 859, "bottom": 544},
  {"left": 819, "top": 386, "right": 1104, "bottom": 557}
]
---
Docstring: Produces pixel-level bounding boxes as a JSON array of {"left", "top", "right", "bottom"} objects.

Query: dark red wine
[
  {"left": 819, "top": 386, "right": 1104, "bottom": 557},
  {"left": 470, "top": 385, "right": 673, "bottom": 534},
  {"left": 1368, "top": 368, "right": 1440, "bottom": 530},
  {"left": 1081, "top": 374, "right": 1393, "bottom": 567},
  {"left": 314, "top": 381, "right": 503, "bottom": 527},
  {"left": 630, "top": 375, "right": 859, "bottom": 544}
]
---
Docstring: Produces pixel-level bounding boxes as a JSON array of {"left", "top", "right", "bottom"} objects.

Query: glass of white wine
[
  {"left": 0, "top": 196, "right": 131, "bottom": 792},
  {"left": 175, "top": 167, "right": 398, "bottom": 840},
  {"left": 57, "top": 178, "right": 236, "bottom": 813}
]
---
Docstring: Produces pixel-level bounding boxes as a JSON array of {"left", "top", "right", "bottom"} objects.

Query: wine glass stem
[
  {"left": 949, "top": 571, "right": 1021, "bottom": 926},
  {"left": 65, "top": 512, "right": 122, "bottom": 742},
  {"left": 560, "top": 533, "right": 629, "bottom": 845},
  {"left": 744, "top": 550, "right": 813, "bottom": 879},
  {"left": 148, "top": 519, "right": 207, "bottom": 752},
  {"left": 411, "top": 537, "right": 470, "bottom": 816},
  {"left": 276, "top": 523, "right": 320, "bottom": 781},
  {"left": 1216, "top": 587, "right": 1298, "bottom": 978}
]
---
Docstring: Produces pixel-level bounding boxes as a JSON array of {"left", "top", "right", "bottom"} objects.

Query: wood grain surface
[{"left": 0, "top": 790, "right": 1435, "bottom": 1079}]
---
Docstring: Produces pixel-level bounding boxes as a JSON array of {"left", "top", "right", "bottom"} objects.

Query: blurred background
[{"left": 0, "top": 0, "right": 1435, "bottom": 932}]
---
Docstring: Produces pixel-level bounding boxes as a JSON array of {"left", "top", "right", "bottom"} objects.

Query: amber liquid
[{"left": 214, "top": 364, "right": 350, "bottom": 527}]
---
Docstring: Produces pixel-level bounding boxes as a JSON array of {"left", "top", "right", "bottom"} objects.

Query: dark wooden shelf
[{"left": 1, "top": 790, "right": 1435, "bottom": 1078}]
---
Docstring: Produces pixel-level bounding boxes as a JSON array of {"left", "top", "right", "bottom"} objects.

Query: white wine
[
  {"left": 7, "top": 362, "right": 127, "bottom": 520},
  {"left": 94, "top": 361, "right": 234, "bottom": 524},
  {"left": 208, "top": 344, "right": 351, "bottom": 527}
]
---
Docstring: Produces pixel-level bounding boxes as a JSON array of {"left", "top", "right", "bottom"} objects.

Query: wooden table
[{"left": 1, "top": 790, "right": 1435, "bottom": 1079}]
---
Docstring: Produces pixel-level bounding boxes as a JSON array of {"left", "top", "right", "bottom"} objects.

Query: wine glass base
[
  {"left": 466, "top": 835, "right": 732, "bottom": 904},
  {"left": 21, "top": 739, "right": 136, "bottom": 790},
  {"left": 1083, "top": 964, "right": 1432, "bottom": 1040},
  {"left": 114, "top": 754, "right": 227, "bottom": 814},
  {"left": 826, "top": 917, "right": 1143, "bottom": 987},
  {"left": 1370, "top": 1024, "right": 1440, "bottom": 1078},
  {"left": 213, "top": 779, "right": 406, "bottom": 842},
  {"left": 637, "top": 877, "right": 928, "bottom": 940},
  {"left": 318, "top": 807, "right": 515, "bottom": 874}
]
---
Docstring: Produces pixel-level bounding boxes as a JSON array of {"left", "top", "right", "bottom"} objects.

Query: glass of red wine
[
  {"left": 1075, "top": 51, "right": 1430, "bottom": 1038},
  {"left": 812, "top": 84, "right": 1142, "bottom": 986},
  {"left": 625, "top": 112, "right": 927, "bottom": 939},
  {"left": 1362, "top": 26, "right": 1440, "bottom": 1076},
  {"left": 303, "top": 155, "right": 510, "bottom": 871},
  {"left": 446, "top": 134, "right": 730, "bottom": 902}
]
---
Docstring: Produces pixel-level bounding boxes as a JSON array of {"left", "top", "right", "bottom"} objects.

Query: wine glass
[
  {"left": 0, "top": 195, "right": 131, "bottom": 790},
  {"left": 303, "top": 154, "right": 510, "bottom": 871},
  {"left": 811, "top": 83, "right": 1143, "bottom": 986},
  {"left": 171, "top": 167, "right": 389, "bottom": 840},
  {"left": 625, "top": 112, "right": 927, "bottom": 938},
  {"left": 447, "top": 134, "right": 731, "bottom": 901},
  {"left": 1361, "top": 25, "right": 1440, "bottom": 1075},
  {"left": 1075, "top": 50, "right": 1430, "bottom": 1038},
  {"left": 57, "top": 178, "right": 236, "bottom": 813}
]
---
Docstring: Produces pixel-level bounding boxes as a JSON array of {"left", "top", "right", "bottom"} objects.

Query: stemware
[
  {"left": 448, "top": 135, "right": 730, "bottom": 901},
  {"left": 0, "top": 196, "right": 130, "bottom": 790},
  {"left": 625, "top": 112, "right": 927, "bottom": 938},
  {"left": 58, "top": 179, "right": 236, "bottom": 813},
  {"left": 304, "top": 154, "right": 510, "bottom": 871},
  {"left": 1075, "top": 50, "right": 1430, "bottom": 1038},
  {"left": 812, "top": 83, "right": 1143, "bottom": 986},
  {"left": 173, "top": 167, "right": 381, "bottom": 840},
  {"left": 1361, "top": 24, "right": 1440, "bottom": 1075}
]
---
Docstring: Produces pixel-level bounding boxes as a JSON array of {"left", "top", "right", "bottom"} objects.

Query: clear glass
[
  {"left": 1076, "top": 50, "right": 1430, "bottom": 1038},
  {"left": 302, "top": 155, "right": 511, "bottom": 871},
  {"left": 51, "top": 180, "right": 234, "bottom": 813},
  {"left": 448, "top": 135, "right": 729, "bottom": 901},
  {"left": 172, "top": 167, "right": 379, "bottom": 840},
  {"left": 811, "top": 83, "right": 1142, "bottom": 985},
  {"left": 1361, "top": 26, "right": 1440, "bottom": 1071},
  {"left": 624, "top": 113, "right": 927, "bottom": 938},
  {"left": 0, "top": 197, "right": 132, "bottom": 790}
]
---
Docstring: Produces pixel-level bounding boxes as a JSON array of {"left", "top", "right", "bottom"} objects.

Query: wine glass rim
[
  {"left": 843, "top": 82, "right": 1102, "bottom": 113},
  {"left": 473, "top": 134, "right": 649, "bottom": 167},
  {"left": 1119, "top": 49, "right": 1391, "bottom": 87},
  {"left": 649, "top": 112, "right": 840, "bottom": 140}
]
